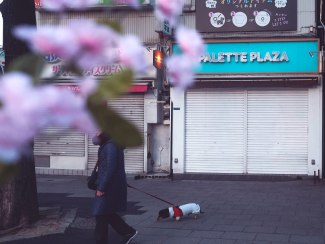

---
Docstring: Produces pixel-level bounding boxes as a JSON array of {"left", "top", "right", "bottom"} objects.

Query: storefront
[
  {"left": 34, "top": 47, "right": 156, "bottom": 174},
  {"left": 171, "top": 39, "right": 322, "bottom": 176},
  {"left": 87, "top": 91, "right": 146, "bottom": 173},
  {"left": 34, "top": 87, "right": 148, "bottom": 174}
]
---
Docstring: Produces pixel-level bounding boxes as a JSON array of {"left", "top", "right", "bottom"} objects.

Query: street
[{"left": 0, "top": 175, "right": 325, "bottom": 244}]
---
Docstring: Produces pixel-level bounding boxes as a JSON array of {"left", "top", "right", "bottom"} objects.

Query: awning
[
  {"left": 128, "top": 84, "right": 148, "bottom": 93},
  {"left": 189, "top": 75, "right": 320, "bottom": 89}
]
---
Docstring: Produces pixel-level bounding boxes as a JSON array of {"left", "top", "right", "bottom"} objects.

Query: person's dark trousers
[{"left": 95, "top": 213, "right": 135, "bottom": 244}]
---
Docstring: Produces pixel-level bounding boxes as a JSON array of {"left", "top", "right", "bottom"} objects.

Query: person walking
[{"left": 92, "top": 131, "right": 138, "bottom": 244}]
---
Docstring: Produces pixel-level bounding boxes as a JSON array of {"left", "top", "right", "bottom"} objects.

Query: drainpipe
[
  {"left": 317, "top": 0, "right": 325, "bottom": 177},
  {"left": 169, "top": 101, "right": 174, "bottom": 181}
]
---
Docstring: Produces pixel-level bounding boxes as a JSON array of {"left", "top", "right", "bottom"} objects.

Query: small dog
[{"left": 157, "top": 203, "right": 203, "bottom": 221}]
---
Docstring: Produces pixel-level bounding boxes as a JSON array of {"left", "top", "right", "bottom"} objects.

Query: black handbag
[{"left": 87, "top": 161, "right": 99, "bottom": 190}]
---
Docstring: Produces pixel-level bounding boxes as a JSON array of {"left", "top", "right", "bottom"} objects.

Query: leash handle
[{"left": 127, "top": 183, "right": 175, "bottom": 206}]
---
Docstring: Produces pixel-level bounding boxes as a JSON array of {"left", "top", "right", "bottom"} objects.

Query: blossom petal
[
  {"left": 117, "top": 35, "right": 148, "bottom": 74},
  {"left": 166, "top": 55, "right": 195, "bottom": 91},
  {"left": 155, "top": 0, "right": 185, "bottom": 26},
  {"left": 176, "top": 26, "right": 205, "bottom": 59}
]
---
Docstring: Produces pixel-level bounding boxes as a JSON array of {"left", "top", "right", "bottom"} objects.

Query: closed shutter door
[
  {"left": 87, "top": 131, "right": 99, "bottom": 169},
  {"left": 185, "top": 89, "right": 245, "bottom": 173},
  {"left": 34, "top": 127, "right": 85, "bottom": 156},
  {"left": 88, "top": 94, "right": 144, "bottom": 173},
  {"left": 247, "top": 89, "right": 308, "bottom": 174}
]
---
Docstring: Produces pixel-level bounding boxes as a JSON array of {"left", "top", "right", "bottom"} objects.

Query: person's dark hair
[{"left": 98, "top": 132, "right": 111, "bottom": 145}]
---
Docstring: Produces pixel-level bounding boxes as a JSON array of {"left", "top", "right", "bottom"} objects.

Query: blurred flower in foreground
[
  {"left": 79, "top": 77, "right": 98, "bottom": 97},
  {"left": 0, "top": 73, "right": 97, "bottom": 162},
  {"left": 176, "top": 26, "right": 205, "bottom": 59},
  {"left": 14, "top": 20, "right": 148, "bottom": 75},
  {"left": 14, "top": 25, "right": 78, "bottom": 61},
  {"left": 41, "top": 0, "right": 98, "bottom": 11},
  {"left": 117, "top": 35, "right": 148, "bottom": 74},
  {"left": 70, "top": 20, "right": 120, "bottom": 69},
  {"left": 166, "top": 55, "right": 195, "bottom": 91},
  {"left": 14, "top": 21, "right": 119, "bottom": 69},
  {"left": 155, "top": 0, "right": 185, "bottom": 26},
  {"left": 166, "top": 26, "right": 204, "bottom": 91}
]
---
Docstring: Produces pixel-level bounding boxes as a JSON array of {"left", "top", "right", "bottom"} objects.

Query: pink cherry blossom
[
  {"left": 117, "top": 35, "right": 148, "bottom": 74},
  {"left": 0, "top": 73, "right": 45, "bottom": 161},
  {"left": 176, "top": 26, "right": 205, "bottom": 59},
  {"left": 70, "top": 20, "right": 120, "bottom": 69},
  {"left": 41, "top": 0, "right": 98, "bottom": 11},
  {"left": 155, "top": 0, "right": 185, "bottom": 26},
  {"left": 14, "top": 21, "right": 120, "bottom": 69},
  {"left": 166, "top": 55, "right": 195, "bottom": 91},
  {"left": 79, "top": 77, "right": 98, "bottom": 97},
  {"left": 14, "top": 25, "right": 79, "bottom": 60},
  {"left": 38, "top": 86, "right": 98, "bottom": 133},
  {"left": 15, "top": 20, "right": 149, "bottom": 74},
  {"left": 0, "top": 72, "right": 98, "bottom": 162}
]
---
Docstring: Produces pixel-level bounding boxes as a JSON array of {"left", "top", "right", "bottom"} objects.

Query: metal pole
[
  {"left": 314, "top": 171, "right": 317, "bottom": 184},
  {"left": 169, "top": 101, "right": 173, "bottom": 181}
]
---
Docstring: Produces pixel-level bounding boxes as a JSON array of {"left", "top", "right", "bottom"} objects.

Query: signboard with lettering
[
  {"left": 41, "top": 46, "right": 157, "bottom": 79},
  {"left": 172, "top": 39, "right": 319, "bottom": 74},
  {"left": 196, "top": 0, "right": 297, "bottom": 33},
  {"left": 35, "top": 0, "right": 152, "bottom": 8},
  {"left": 162, "top": 20, "right": 172, "bottom": 36}
]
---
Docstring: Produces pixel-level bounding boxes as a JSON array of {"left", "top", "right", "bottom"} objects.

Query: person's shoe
[{"left": 123, "top": 230, "right": 138, "bottom": 244}]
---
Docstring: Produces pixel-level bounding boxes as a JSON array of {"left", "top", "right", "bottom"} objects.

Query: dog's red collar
[{"left": 173, "top": 206, "right": 183, "bottom": 218}]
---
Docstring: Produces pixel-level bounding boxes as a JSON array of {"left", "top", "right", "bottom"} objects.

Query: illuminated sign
[
  {"left": 173, "top": 39, "right": 319, "bottom": 74},
  {"left": 201, "top": 51, "right": 289, "bottom": 63}
]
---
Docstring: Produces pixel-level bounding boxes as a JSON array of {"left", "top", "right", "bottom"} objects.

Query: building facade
[
  {"left": 34, "top": 2, "right": 171, "bottom": 176},
  {"left": 170, "top": 0, "right": 323, "bottom": 177}
]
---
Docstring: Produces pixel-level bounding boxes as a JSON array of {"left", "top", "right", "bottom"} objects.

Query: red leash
[{"left": 127, "top": 183, "right": 176, "bottom": 206}]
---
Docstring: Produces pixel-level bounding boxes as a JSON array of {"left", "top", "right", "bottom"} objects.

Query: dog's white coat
[{"left": 168, "top": 203, "right": 201, "bottom": 219}]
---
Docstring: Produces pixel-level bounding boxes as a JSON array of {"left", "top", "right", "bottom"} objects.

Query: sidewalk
[{"left": 0, "top": 175, "right": 325, "bottom": 244}]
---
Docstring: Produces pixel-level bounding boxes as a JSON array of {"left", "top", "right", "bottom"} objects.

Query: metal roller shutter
[
  {"left": 247, "top": 89, "right": 308, "bottom": 174},
  {"left": 87, "top": 94, "right": 144, "bottom": 173},
  {"left": 34, "top": 127, "right": 85, "bottom": 156},
  {"left": 185, "top": 88, "right": 309, "bottom": 175},
  {"left": 87, "top": 131, "right": 99, "bottom": 169},
  {"left": 185, "top": 89, "right": 245, "bottom": 173}
]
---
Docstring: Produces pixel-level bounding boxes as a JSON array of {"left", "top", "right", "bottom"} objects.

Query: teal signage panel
[{"left": 172, "top": 40, "right": 319, "bottom": 74}]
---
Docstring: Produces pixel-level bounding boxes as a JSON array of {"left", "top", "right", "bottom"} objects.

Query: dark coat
[{"left": 92, "top": 139, "right": 127, "bottom": 216}]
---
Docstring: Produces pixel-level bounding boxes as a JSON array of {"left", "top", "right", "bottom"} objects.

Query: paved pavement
[{"left": 0, "top": 175, "right": 325, "bottom": 244}]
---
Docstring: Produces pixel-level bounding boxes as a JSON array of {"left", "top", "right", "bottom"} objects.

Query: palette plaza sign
[
  {"left": 172, "top": 39, "right": 320, "bottom": 74},
  {"left": 196, "top": 0, "right": 297, "bottom": 33}
]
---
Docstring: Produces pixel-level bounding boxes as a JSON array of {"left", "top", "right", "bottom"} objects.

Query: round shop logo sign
[
  {"left": 209, "top": 12, "right": 225, "bottom": 28},
  {"left": 231, "top": 11, "right": 247, "bottom": 28},
  {"left": 254, "top": 10, "right": 271, "bottom": 27}
]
